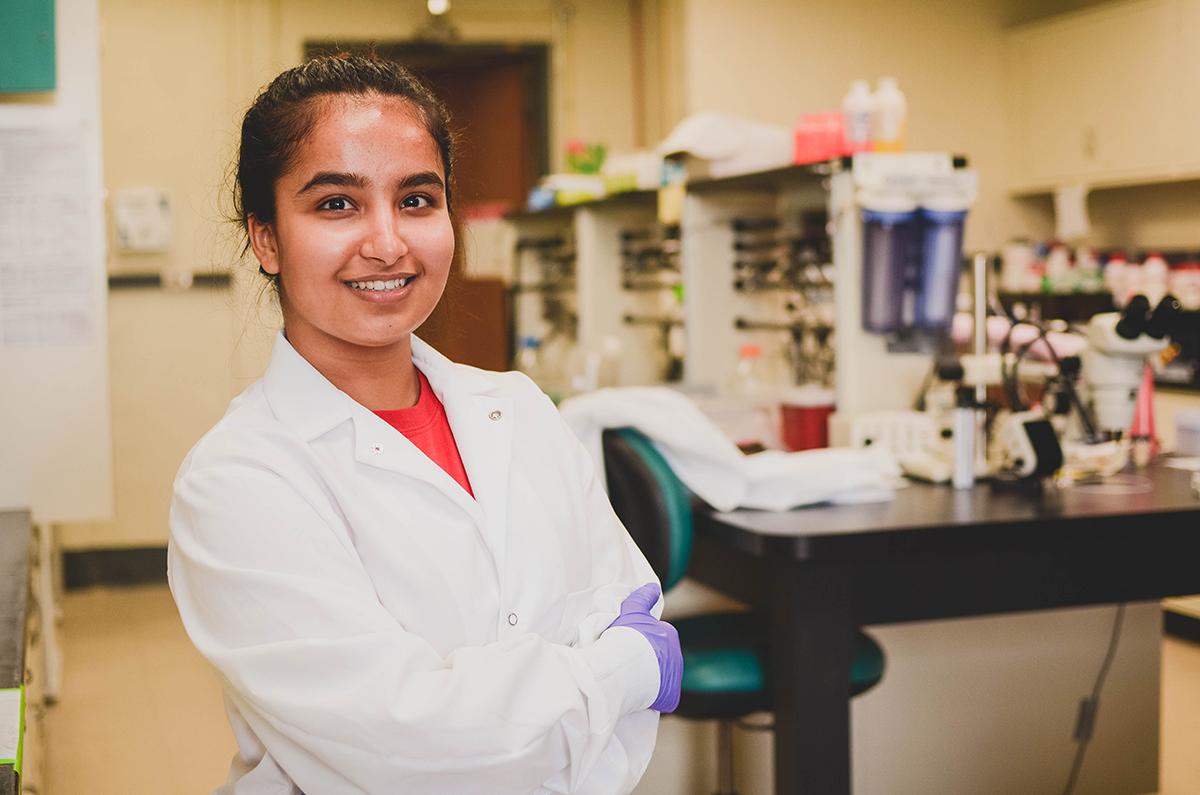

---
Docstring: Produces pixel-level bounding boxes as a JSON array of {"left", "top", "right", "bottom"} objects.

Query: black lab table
[{"left": 688, "top": 465, "right": 1200, "bottom": 793}]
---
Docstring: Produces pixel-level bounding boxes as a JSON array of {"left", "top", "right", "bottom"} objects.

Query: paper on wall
[
  {"left": 0, "top": 127, "right": 98, "bottom": 346},
  {"left": 1053, "top": 183, "right": 1091, "bottom": 242}
]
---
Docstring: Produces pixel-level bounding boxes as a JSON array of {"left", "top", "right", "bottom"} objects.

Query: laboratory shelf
[
  {"left": 997, "top": 291, "right": 1115, "bottom": 323},
  {"left": 684, "top": 160, "right": 838, "bottom": 194},
  {"left": 504, "top": 187, "right": 656, "bottom": 222}
]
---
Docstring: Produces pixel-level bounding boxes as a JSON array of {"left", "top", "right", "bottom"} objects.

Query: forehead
[{"left": 285, "top": 94, "right": 443, "bottom": 180}]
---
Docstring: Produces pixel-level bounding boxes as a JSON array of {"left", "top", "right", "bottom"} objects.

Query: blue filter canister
[
  {"left": 860, "top": 192, "right": 917, "bottom": 333},
  {"left": 915, "top": 195, "right": 970, "bottom": 330}
]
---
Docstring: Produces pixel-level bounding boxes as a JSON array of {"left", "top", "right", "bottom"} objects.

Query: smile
[{"left": 346, "top": 276, "right": 416, "bottom": 291}]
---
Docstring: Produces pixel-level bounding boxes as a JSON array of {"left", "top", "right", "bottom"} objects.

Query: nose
[{"left": 358, "top": 205, "right": 409, "bottom": 266}]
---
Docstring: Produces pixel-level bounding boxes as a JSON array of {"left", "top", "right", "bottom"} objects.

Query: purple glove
[{"left": 607, "top": 582, "right": 682, "bottom": 713}]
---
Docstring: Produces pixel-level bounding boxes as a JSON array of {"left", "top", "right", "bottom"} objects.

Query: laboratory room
[{"left": 6, "top": 0, "right": 1200, "bottom": 794}]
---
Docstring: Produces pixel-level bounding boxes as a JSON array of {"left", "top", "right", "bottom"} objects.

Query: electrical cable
[
  {"left": 1060, "top": 604, "right": 1126, "bottom": 795},
  {"left": 1002, "top": 321, "right": 1101, "bottom": 442}
]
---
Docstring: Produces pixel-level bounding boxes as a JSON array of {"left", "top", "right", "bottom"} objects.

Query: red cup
[{"left": 780, "top": 387, "right": 835, "bottom": 451}]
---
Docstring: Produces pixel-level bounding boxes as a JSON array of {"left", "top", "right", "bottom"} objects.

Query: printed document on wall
[{"left": 0, "top": 127, "right": 97, "bottom": 346}]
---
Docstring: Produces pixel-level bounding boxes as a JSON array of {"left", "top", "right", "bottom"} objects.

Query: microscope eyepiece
[
  {"left": 1115, "top": 294, "right": 1151, "bottom": 340},
  {"left": 1146, "top": 294, "right": 1182, "bottom": 340}
]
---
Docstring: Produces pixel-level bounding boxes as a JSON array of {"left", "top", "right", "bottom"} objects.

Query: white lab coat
[{"left": 168, "top": 332, "right": 662, "bottom": 795}]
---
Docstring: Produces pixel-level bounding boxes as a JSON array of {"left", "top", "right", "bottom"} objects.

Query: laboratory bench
[
  {"left": 0, "top": 511, "right": 39, "bottom": 795},
  {"left": 688, "top": 463, "right": 1200, "bottom": 794}
]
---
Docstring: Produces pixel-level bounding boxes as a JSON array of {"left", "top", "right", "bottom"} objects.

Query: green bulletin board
[{"left": 0, "top": 0, "right": 56, "bottom": 92}]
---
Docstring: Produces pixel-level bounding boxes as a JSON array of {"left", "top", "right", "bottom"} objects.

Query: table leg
[{"left": 769, "top": 557, "right": 854, "bottom": 794}]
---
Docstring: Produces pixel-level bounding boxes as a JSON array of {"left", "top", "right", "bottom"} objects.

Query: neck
[{"left": 282, "top": 323, "right": 421, "bottom": 411}]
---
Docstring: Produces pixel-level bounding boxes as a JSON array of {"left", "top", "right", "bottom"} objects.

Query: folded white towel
[{"left": 559, "top": 387, "right": 898, "bottom": 512}]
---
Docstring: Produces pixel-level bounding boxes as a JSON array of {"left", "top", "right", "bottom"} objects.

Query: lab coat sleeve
[
  {"left": 523, "top": 390, "right": 668, "bottom": 795},
  {"left": 168, "top": 460, "right": 660, "bottom": 795},
  {"left": 555, "top": 401, "right": 665, "bottom": 640}
]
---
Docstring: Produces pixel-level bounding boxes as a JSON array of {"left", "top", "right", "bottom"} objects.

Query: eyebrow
[{"left": 296, "top": 170, "right": 445, "bottom": 195}]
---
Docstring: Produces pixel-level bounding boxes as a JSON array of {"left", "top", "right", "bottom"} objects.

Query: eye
[
  {"left": 318, "top": 196, "right": 353, "bottom": 212},
  {"left": 401, "top": 194, "right": 434, "bottom": 209}
]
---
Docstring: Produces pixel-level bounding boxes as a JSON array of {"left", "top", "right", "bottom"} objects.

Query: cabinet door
[{"left": 1009, "top": 0, "right": 1180, "bottom": 189}]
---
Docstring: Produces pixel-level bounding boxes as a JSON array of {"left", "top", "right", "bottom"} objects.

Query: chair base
[{"left": 715, "top": 719, "right": 736, "bottom": 795}]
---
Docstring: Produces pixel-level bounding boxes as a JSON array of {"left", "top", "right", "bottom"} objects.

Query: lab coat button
[
  {"left": 489, "top": 410, "right": 502, "bottom": 421},
  {"left": 507, "top": 612, "right": 518, "bottom": 626}
]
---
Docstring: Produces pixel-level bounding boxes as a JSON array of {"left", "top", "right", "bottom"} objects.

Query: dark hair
[{"left": 233, "top": 53, "right": 458, "bottom": 270}]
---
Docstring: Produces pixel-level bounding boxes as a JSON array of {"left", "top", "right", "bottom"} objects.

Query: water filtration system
[{"left": 831, "top": 153, "right": 977, "bottom": 442}]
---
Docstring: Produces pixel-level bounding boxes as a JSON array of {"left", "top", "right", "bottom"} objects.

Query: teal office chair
[{"left": 602, "top": 427, "right": 885, "bottom": 795}]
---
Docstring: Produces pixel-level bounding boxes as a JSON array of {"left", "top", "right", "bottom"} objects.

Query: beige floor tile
[
  {"left": 40, "top": 585, "right": 1200, "bottom": 794},
  {"left": 45, "top": 585, "right": 235, "bottom": 795}
]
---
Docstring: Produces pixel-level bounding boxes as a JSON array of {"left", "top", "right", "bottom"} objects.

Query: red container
[
  {"left": 780, "top": 387, "right": 836, "bottom": 451},
  {"left": 794, "top": 112, "right": 847, "bottom": 165}
]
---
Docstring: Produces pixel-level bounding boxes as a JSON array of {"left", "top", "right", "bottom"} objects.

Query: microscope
[{"left": 1083, "top": 294, "right": 1181, "bottom": 438}]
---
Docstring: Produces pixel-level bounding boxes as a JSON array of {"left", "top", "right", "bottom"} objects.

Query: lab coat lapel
[
  {"left": 349, "top": 411, "right": 485, "bottom": 525},
  {"left": 440, "top": 390, "right": 513, "bottom": 570},
  {"left": 412, "top": 337, "right": 514, "bottom": 572}
]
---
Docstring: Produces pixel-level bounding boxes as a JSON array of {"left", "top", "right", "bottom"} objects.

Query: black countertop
[
  {"left": 0, "top": 511, "right": 30, "bottom": 795},
  {"left": 700, "top": 463, "right": 1200, "bottom": 560}
]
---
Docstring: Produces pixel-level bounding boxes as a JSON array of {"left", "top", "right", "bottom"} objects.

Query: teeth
[{"left": 347, "top": 276, "right": 413, "bottom": 291}]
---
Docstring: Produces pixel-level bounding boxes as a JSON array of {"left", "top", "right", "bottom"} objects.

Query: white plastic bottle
[
  {"left": 515, "top": 336, "right": 544, "bottom": 386},
  {"left": 734, "top": 343, "right": 769, "bottom": 401},
  {"left": 731, "top": 343, "right": 781, "bottom": 449},
  {"left": 1103, "top": 252, "right": 1130, "bottom": 305},
  {"left": 842, "top": 80, "right": 874, "bottom": 154},
  {"left": 1141, "top": 252, "right": 1169, "bottom": 305},
  {"left": 1044, "top": 243, "right": 1073, "bottom": 293},
  {"left": 872, "top": 77, "right": 907, "bottom": 152},
  {"left": 1075, "top": 246, "right": 1102, "bottom": 293}
]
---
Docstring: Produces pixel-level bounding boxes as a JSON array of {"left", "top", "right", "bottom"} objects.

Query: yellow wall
[
  {"left": 102, "top": 0, "right": 641, "bottom": 281},
  {"left": 678, "top": 0, "right": 1028, "bottom": 252},
  {"left": 68, "top": 0, "right": 643, "bottom": 548},
  {"left": 74, "top": 0, "right": 1200, "bottom": 549}
]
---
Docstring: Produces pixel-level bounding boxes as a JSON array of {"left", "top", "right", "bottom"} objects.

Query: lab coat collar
[
  {"left": 261, "top": 332, "right": 513, "bottom": 561},
  {"left": 261, "top": 330, "right": 502, "bottom": 442}
]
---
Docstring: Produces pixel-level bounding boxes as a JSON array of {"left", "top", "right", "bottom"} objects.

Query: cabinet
[
  {"left": 505, "top": 155, "right": 972, "bottom": 433},
  {"left": 1007, "top": 0, "right": 1194, "bottom": 192}
]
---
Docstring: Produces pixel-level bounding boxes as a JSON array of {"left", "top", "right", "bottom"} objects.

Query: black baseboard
[
  {"left": 1164, "top": 607, "right": 1200, "bottom": 644},
  {"left": 64, "top": 547, "right": 168, "bottom": 589}
]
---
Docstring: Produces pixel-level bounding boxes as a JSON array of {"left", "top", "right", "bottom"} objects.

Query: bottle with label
[
  {"left": 1103, "top": 252, "right": 1131, "bottom": 305},
  {"left": 515, "top": 336, "right": 544, "bottom": 387},
  {"left": 1140, "top": 252, "right": 1169, "bottom": 305},
  {"left": 730, "top": 343, "right": 781, "bottom": 450},
  {"left": 842, "top": 80, "right": 874, "bottom": 154},
  {"left": 872, "top": 77, "right": 907, "bottom": 152}
]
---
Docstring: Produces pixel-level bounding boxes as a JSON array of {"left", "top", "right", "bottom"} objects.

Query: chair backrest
[{"left": 601, "top": 427, "right": 694, "bottom": 591}]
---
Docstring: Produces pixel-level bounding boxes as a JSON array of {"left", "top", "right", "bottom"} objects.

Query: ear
[{"left": 247, "top": 215, "right": 281, "bottom": 276}]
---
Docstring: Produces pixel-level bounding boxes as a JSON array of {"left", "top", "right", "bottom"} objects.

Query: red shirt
[{"left": 373, "top": 369, "right": 475, "bottom": 498}]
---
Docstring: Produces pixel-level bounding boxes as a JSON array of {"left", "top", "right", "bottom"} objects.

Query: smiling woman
[{"left": 167, "top": 54, "right": 680, "bottom": 795}]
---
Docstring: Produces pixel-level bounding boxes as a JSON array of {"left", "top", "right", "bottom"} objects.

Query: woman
[{"left": 169, "top": 54, "right": 681, "bottom": 795}]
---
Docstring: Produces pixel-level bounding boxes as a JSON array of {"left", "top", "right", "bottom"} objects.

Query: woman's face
[{"left": 249, "top": 94, "right": 455, "bottom": 357}]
